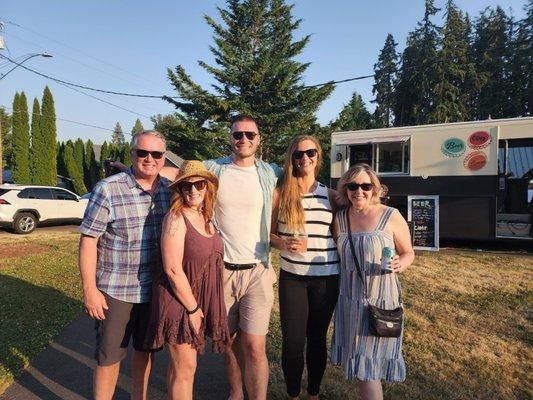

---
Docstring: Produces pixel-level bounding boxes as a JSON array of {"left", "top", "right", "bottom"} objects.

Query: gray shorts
[{"left": 94, "top": 292, "right": 153, "bottom": 366}]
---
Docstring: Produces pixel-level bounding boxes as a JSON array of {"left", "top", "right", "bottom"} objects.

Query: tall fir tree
[
  {"left": 131, "top": 119, "right": 144, "bottom": 135},
  {"left": 372, "top": 33, "right": 398, "bottom": 127},
  {"left": 99, "top": 141, "right": 109, "bottom": 178},
  {"left": 41, "top": 86, "right": 57, "bottom": 185},
  {"left": 111, "top": 122, "right": 125, "bottom": 146},
  {"left": 164, "top": 0, "right": 333, "bottom": 163},
  {"left": 56, "top": 142, "right": 67, "bottom": 177},
  {"left": 29, "top": 98, "right": 46, "bottom": 184},
  {"left": 73, "top": 138, "right": 85, "bottom": 182},
  {"left": 1, "top": 107, "right": 13, "bottom": 170},
  {"left": 85, "top": 139, "right": 100, "bottom": 190},
  {"left": 63, "top": 144, "right": 87, "bottom": 194},
  {"left": 330, "top": 91, "right": 374, "bottom": 132},
  {"left": 121, "top": 143, "right": 132, "bottom": 167},
  {"left": 471, "top": 6, "right": 513, "bottom": 119},
  {"left": 12, "top": 92, "right": 31, "bottom": 184},
  {"left": 508, "top": 1, "right": 532, "bottom": 116},
  {"left": 430, "top": 0, "right": 472, "bottom": 123}
]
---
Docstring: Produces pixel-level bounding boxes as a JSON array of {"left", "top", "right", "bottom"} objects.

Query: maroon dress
[{"left": 145, "top": 215, "right": 229, "bottom": 353}]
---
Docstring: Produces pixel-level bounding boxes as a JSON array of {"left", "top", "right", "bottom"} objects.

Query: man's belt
[{"left": 224, "top": 262, "right": 256, "bottom": 271}]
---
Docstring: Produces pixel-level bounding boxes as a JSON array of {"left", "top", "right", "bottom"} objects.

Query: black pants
[{"left": 279, "top": 269, "right": 339, "bottom": 397}]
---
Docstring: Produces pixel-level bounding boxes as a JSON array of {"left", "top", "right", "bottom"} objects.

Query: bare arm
[
  {"left": 161, "top": 212, "right": 204, "bottom": 331},
  {"left": 270, "top": 188, "right": 287, "bottom": 251},
  {"left": 390, "top": 209, "right": 415, "bottom": 273},
  {"left": 79, "top": 234, "right": 108, "bottom": 320},
  {"left": 328, "top": 188, "right": 343, "bottom": 213}
]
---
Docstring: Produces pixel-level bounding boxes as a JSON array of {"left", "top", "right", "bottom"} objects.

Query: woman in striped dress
[
  {"left": 331, "top": 163, "right": 414, "bottom": 400},
  {"left": 271, "top": 135, "right": 340, "bottom": 400}
]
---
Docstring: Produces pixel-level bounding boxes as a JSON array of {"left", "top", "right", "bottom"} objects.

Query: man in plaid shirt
[{"left": 79, "top": 131, "right": 171, "bottom": 400}]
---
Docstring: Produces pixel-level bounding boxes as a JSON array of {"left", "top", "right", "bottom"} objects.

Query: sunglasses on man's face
[
  {"left": 134, "top": 149, "right": 165, "bottom": 159},
  {"left": 346, "top": 182, "right": 374, "bottom": 192},
  {"left": 232, "top": 131, "right": 259, "bottom": 141},
  {"left": 293, "top": 149, "right": 318, "bottom": 159},
  {"left": 178, "top": 180, "right": 207, "bottom": 192}
]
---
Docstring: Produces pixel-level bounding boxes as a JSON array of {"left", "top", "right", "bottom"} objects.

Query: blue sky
[{"left": 0, "top": 0, "right": 527, "bottom": 145}]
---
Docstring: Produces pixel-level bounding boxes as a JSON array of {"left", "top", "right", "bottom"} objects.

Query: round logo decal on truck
[
  {"left": 463, "top": 151, "right": 488, "bottom": 171},
  {"left": 468, "top": 131, "right": 492, "bottom": 149},
  {"left": 441, "top": 138, "right": 466, "bottom": 157}
]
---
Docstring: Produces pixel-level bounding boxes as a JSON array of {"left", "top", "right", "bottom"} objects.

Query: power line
[{"left": 1, "top": 104, "right": 114, "bottom": 132}]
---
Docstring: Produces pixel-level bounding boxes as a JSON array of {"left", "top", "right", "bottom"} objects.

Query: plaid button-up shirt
[{"left": 79, "top": 169, "right": 171, "bottom": 303}]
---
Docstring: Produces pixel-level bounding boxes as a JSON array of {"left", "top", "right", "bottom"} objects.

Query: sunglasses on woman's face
[
  {"left": 232, "top": 131, "right": 259, "bottom": 141},
  {"left": 134, "top": 149, "right": 165, "bottom": 159},
  {"left": 293, "top": 149, "right": 318, "bottom": 159},
  {"left": 178, "top": 180, "right": 207, "bottom": 192},
  {"left": 346, "top": 182, "right": 374, "bottom": 192}
]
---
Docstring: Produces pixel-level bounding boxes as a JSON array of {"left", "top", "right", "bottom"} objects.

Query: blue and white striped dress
[
  {"left": 331, "top": 207, "right": 406, "bottom": 382},
  {"left": 278, "top": 183, "right": 339, "bottom": 276}
]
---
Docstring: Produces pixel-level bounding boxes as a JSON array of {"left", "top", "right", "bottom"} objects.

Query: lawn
[{"left": 0, "top": 232, "right": 531, "bottom": 399}]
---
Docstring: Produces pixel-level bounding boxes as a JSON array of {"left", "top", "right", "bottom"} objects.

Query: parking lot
[{"left": 0, "top": 224, "right": 80, "bottom": 238}]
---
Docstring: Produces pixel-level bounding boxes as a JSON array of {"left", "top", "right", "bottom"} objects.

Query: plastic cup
[{"left": 381, "top": 246, "right": 395, "bottom": 271}]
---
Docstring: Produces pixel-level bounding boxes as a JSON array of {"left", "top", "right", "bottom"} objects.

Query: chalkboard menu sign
[{"left": 407, "top": 195, "right": 439, "bottom": 251}]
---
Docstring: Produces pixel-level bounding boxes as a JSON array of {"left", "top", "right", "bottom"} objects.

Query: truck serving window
[{"left": 376, "top": 141, "right": 410, "bottom": 174}]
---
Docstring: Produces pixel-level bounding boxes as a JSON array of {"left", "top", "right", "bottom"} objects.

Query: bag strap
[
  {"left": 345, "top": 207, "right": 403, "bottom": 305},
  {"left": 345, "top": 208, "right": 369, "bottom": 301}
]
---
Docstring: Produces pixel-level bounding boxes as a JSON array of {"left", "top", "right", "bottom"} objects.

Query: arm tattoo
[{"left": 164, "top": 212, "right": 182, "bottom": 237}]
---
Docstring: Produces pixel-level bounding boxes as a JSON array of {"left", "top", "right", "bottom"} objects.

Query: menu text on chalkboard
[{"left": 407, "top": 195, "right": 439, "bottom": 251}]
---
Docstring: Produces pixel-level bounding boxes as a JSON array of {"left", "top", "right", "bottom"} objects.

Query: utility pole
[{"left": 0, "top": 22, "right": 4, "bottom": 185}]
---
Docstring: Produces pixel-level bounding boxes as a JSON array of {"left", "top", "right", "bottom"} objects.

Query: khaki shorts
[{"left": 224, "top": 263, "right": 276, "bottom": 335}]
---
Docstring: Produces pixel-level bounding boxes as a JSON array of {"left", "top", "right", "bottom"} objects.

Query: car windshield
[{"left": 0, "top": 189, "right": 12, "bottom": 196}]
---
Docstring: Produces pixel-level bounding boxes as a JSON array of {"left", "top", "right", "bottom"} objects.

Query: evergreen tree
[
  {"left": 394, "top": 0, "right": 440, "bottom": 126},
  {"left": 41, "top": 86, "right": 57, "bottom": 185},
  {"left": 1, "top": 107, "right": 13, "bottom": 170},
  {"left": 471, "top": 6, "right": 512, "bottom": 119},
  {"left": 99, "top": 141, "right": 109, "bottom": 178},
  {"left": 131, "top": 119, "right": 144, "bottom": 135},
  {"left": 63, "top": 144, "right": 87, "bottom": 194},
  {"left": 164, "top": 0, "right": 334, "bottom": 163},
  {"left": 372, "top": 33, "right": 398, "bottom": 127},
  {"left": 121, "top": 143, "right": 132, "bottom": 167},
  {"left": 508, "top": 1, "right": 532, "bottom": 116},
  {"left": 111, "top": 122, "right": 125, "bottom": 146},
  {"left": 430, "top": 0, "right": 472, "bottom": 123},
  {"left": 73, "top": 138, "right": 85, "bottom": 181},
  {"left": 330, "top": 91, "right": 374, "bottom": 131},
  {"left": 85, "top": 139, "right": 100, "bottom": 190},
  {"left": 12, "top": 92, "right": 31, "bottom": 184},
  {"left": 56, "top": 142, "right": 67, "bottom": 177},
  {"left": 29, "top": 98, "right": 46, "bottom": 184}
]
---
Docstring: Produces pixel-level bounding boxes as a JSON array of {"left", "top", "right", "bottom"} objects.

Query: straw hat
[{"left": 168, "top": 160, "right": 218, "bottom": 190}]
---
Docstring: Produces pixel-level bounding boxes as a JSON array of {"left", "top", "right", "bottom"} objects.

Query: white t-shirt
[{"left": 216, "top": 163, "right": 264, "bottom": 264}]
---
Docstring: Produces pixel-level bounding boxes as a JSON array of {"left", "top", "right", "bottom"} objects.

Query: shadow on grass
[{"left": 0, "top": 274, "right": 134, "bottom": 399}]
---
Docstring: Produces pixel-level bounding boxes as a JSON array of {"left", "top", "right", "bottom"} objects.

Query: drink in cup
[
  {"left": 381, "top": 246, "right": 395, "bottom": 271},
  {"left": 290, "top": 232, "right": 308, "bottom": 252}
]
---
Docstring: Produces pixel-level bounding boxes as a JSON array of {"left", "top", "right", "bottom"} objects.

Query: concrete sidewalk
[{"left": 1, "top": 313, "right": 229, "bottom": 400}]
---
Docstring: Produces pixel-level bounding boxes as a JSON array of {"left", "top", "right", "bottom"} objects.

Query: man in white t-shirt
[{"left": 204, "top": 115, "right": 281, "bottom": 400}]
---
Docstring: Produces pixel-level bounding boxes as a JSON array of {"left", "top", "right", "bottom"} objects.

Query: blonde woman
[
  {"left": 331, "top": 163, "right": 414, "bottom": 400},
  {"left": 271, "top": 135, "right": 340, "bottom": 400},
  {"left": 144, "top": 160, "right": 229, "bottom": 400}
]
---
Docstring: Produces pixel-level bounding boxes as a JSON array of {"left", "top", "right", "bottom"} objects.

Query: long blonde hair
[
  {"left": 169, "top": 178, "right": 217, "bottom": 234},
  {"left": 337, "top": 163, "right": 382, "bottom": 207},
  {"left": 279, "top": 135, "right": 323, "bottom": 233}
]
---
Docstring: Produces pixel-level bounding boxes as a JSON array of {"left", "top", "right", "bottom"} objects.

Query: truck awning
[{"left": 335, "top": 135, "right": 411, "bottom": 145}]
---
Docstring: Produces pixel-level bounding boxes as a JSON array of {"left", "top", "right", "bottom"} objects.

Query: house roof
[{"left": 93, "top": 144, "right": 184, "bottom": 168}]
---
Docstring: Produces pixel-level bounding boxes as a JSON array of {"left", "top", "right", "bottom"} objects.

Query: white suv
[{"left": 0, "top": 184, "right": 89, "bottom": 234}]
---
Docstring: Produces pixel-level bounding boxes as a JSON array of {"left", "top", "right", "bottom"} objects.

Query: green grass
[
  {"left": 0, "top": 234, "right": 532, "bottom": 399},
  {"left": 0, "top": 233, "right": 83, "bottom": 393}
]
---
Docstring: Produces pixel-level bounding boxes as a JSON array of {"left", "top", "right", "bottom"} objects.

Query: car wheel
[{"left": 13, "top": 212, "right": 37, "bottom": 234}]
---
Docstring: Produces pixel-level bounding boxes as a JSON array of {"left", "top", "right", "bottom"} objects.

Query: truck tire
[{"left": 13, "top": 212, "right": 37, "bottom": 234}]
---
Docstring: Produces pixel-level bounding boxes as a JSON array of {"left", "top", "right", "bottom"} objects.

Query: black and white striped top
[{"left": 278, "top": 182, "right": 339, "bottom": 276}]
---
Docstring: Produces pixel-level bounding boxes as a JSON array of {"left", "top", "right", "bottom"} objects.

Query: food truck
[{"left": 330, "top": 117, "right": 533, "bottom": 244}]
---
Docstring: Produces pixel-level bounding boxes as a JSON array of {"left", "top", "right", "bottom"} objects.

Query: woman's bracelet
[{"left": 186, "top": 304, "right": 200, "bottom": 315}]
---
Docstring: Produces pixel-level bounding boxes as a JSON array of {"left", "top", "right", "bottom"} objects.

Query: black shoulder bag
[{"left": 345, "top": 209, "right": 403, "bottom": 338}]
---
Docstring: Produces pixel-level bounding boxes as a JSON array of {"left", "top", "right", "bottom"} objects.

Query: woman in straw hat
[{"left": 144, "top": 160, "right": 229, "bottom": 400}]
